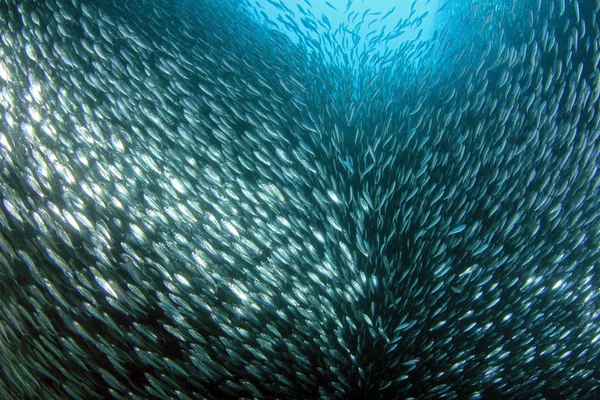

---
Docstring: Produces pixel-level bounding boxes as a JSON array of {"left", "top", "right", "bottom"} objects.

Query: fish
[
  {"left": 0, "top": 0, "right": 599, "bottom": 398},
  {"left": 448, "top": 224, "right": 467, "bottom": 235},
  {"left": 325, "top": 1, "right": 337, "bottom": 12}
]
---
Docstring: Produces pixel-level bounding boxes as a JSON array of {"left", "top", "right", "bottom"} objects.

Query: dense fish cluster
[{"left": 1, "top": 0, "right": 600, "bottom": 398}]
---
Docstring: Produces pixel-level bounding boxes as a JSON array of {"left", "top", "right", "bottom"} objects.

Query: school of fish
[{"left": 0, "top": 0, "right": 599, "bottom": 398}]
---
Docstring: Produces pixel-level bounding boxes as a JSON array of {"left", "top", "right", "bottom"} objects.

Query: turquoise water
[{"left": 0, "top": 0, "right": 599, "bottom": 398}]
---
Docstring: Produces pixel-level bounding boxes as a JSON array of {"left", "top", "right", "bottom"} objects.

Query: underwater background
[{"left": 0, "top": 0, "right": 600, "bottom": 398}]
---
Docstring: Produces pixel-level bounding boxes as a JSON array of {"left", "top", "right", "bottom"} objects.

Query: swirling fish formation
[{"left": 0, "top": 0, "right": 599, "bottom": 398}]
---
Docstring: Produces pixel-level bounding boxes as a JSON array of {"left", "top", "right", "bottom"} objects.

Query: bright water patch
[{"left": 245, "top": 0, "right": 439, "bottom": 67}]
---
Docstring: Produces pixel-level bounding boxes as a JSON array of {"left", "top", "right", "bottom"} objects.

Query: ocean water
[{"left": 0, "top": 0, "right": 599, "bottom": 398}]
